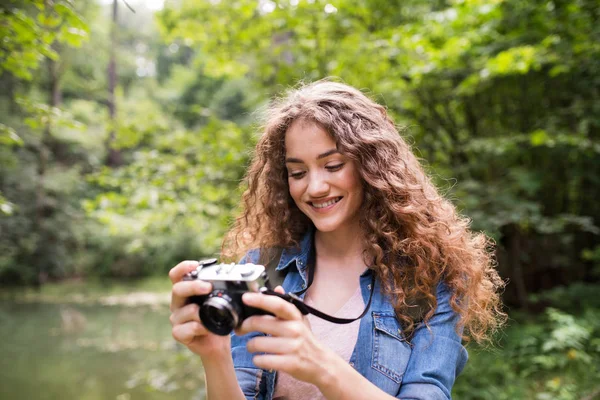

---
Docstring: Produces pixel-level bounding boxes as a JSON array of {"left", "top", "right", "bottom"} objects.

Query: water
[{"left": 0, "top": 292, "right": 206, "bottom": 400}]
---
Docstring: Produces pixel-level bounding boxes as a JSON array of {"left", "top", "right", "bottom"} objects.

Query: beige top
[{"left": 273, "top": 286, "right": 365, "bottom": 400}]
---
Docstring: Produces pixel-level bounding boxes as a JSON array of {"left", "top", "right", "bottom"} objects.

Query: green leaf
[{"left": 530, "top": 130, "right": 549, "bottom": 146}]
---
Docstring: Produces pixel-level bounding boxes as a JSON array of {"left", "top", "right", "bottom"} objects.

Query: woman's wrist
[
  {"left": 313, "top": 348, "right": 346, "bottom": 399},
  {"left": 198, "top": 337, "right": 233, "bottom": 364},
  {"left": 201, "top": 350, "right": 231, "bottom": 367},
  {"left": 316, "top": 354, "right": 396, "bottom": 400},
  {"left": 201, "top": 346, "right": 246, "bottom": 400}
]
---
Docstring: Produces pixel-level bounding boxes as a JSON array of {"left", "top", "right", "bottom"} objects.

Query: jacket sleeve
[
  {"left": 232, "top": 248, "right": 267, "bottom": 400},
  {"left": 231, "top": 331, "right": 266, "bottom": 400},
  {"left": 396, "top": 283, "right": 468, "bottom": 400}
]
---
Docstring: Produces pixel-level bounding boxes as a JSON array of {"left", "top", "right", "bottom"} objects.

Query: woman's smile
[{"left": 309, "top": 196, "right": 343, "bottom": 211}]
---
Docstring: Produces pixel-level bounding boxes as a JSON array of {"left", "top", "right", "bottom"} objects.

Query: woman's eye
[
  {"left": 326, "top": 163, "right": 344, "bottom": 172},
  {"left": 289, "top": 171, "right": 306, "bottom": 179}
]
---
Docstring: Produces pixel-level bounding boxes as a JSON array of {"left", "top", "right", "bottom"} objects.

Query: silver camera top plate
[{"left": 194, "top": 263, "right": 266, "bottom": 282}]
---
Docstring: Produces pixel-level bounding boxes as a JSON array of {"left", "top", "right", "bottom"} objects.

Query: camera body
[{"left": 183, "top": 258, "right": 273, "bottom": 336}]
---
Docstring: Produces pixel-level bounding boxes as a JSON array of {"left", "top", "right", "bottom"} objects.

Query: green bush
[{"left": 455, "top": 304, "right": 600, "bottom": 400}]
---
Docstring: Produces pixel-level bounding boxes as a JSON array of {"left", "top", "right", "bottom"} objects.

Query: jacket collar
[
  {"left": 274, "top": 227, "right": 374, "bottom": 279},
  {"left": 275, "top": 227, "right": 314, "bottom": 273}
]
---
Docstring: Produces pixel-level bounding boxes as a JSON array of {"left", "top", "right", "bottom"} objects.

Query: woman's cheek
[{"left": 288, "top": 180, "right": 304, "bottom": 203}]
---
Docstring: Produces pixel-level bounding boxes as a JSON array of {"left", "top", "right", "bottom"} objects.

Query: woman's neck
[{"left": 313, "top": 221, "right": 366, "bottom": 266}]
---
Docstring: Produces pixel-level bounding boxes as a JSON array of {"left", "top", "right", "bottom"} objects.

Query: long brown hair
[{"left": 222, "top": 79, "right": 505, "bottom": 343}]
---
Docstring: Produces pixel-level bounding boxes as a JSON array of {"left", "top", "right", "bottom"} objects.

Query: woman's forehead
[{"left": 284, "top": 121, "right": 337, "bottom": 157}]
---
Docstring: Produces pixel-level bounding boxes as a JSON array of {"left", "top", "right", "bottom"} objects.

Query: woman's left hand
[{"left": 236, "top": 287, "right": 335, "bottom": 386}]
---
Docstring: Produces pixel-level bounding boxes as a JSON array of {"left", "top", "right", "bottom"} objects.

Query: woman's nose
[{"left": 307, "top": 171, "right": 329, "bottom": 197}]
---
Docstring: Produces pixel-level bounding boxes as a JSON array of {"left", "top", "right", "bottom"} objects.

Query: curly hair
[{"left": 222, "top": 79, "right": 505, "bottom": 343}]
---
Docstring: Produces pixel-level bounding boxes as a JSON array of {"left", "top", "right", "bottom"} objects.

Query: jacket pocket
[{"left": 371, "top": 312, "right": 412, "bottom": 384}]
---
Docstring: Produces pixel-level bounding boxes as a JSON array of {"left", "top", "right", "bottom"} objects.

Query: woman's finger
[
  {"left": 246, "top": 336, "right": 300, "bottom": 354},
  {"left": 234, "top": 314, "right": 278, "bottom": 336},
  {"left": 238, "top": 315, "right": 305, "bottom": 337},
  {"left": 170, "top": 280, "right": 212, "bottom": 311},
  {"left": 252, "top": 354, "right": 298, "bottom": 374},
  {"left": 168, "top": 260, "right": 200, "bottom": 284},
  {"left": 169, "top": 302, "right": 201, "bottom": 326},
  {"left": 242, "top": 292, "right": 303, "bottom": 321},
  {"left": 171, "top": 320, "right": 209, "bottom": 345}
]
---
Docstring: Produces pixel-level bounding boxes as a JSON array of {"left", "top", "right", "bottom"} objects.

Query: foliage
[
  {"left": 0, "top": 0, "right": 91, "bottom": 284},
  {"left": 82, "top": 114, "right": 252, "bottom": 276},
  {"left": 455, "top": 299, "right": 600, "bottom": 399},
  {"left": 0, "top": 0, "right": 88, "bottom": 80}
]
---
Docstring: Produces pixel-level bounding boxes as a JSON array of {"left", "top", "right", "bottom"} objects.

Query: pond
[{"left": 0, "top": 281, "right": 205, "bottom": 400}]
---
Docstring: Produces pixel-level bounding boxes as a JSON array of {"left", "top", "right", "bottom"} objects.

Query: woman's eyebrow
[
  {"left": 317, "top": 149, "right": 340, "bottom": 159},
  {"left": 285, "top": 149, "right": 340, "bottom": 164}
]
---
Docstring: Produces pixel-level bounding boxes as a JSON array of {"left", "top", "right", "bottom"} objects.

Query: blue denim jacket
[{"left": 232, "top": 230, "right": 468, "bottom": 399}]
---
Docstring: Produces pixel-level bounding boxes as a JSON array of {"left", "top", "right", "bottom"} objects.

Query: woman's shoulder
[{"left": 239, "top": 248, "right": 261, "bottom": 264}]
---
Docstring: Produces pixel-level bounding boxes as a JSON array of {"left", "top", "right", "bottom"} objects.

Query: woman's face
[{"left": 284, "top": 120, "right": 363, "bottom": 234}]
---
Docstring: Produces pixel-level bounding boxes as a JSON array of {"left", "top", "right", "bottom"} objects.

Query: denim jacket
[{"left": 232, "top": 230, "right": 468, "bottom": 399}]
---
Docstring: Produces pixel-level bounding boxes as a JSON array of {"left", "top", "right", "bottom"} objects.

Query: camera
[{"left": 183, "top": 258, "right": 273, "bottom": 336}]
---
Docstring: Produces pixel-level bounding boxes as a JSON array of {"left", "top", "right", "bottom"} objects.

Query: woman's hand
[
  {"left": 168, "top": 260, "right": 231, "bottom": 359},
  {"left": 236, "top": 288, "right": 336, "bottom": 387}
]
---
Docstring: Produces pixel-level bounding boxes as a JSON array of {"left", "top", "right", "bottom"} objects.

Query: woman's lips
[{"left": 308, "top": 196, "right": 342, "bottom": 212}]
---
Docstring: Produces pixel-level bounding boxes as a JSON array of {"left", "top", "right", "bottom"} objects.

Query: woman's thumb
[{"left": 274, "top": 285, "right": 285, "bottom": 294}]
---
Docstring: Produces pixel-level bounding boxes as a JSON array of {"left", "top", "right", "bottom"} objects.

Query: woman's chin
[
  {"left": 311, "top": 219, "right": 343, "bottom": 233},
  {"left": 314, "top": 224, "right": 335, "bottom": 233}
]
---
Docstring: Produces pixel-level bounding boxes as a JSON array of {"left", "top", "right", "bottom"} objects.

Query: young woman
[{"left": 169, "top": 80, "right": 505, "bottom": 399}]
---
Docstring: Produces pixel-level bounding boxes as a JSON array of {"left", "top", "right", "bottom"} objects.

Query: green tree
[{"left": 0, "top": 0, "right": 88, "bottom": 284}]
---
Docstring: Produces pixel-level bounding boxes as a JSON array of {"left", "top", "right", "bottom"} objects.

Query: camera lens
[
  {"left": 200, "top": 296, "right": 240, "bottom": 336},
  {"left": 205, "top": 306, "right": 231, "bottom": 326}
]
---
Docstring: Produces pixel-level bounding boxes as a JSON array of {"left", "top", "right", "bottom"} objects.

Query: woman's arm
[
  {"left": 168, "top": 260, "right": 247, "bottom": 400},
  {"left": 203, "top": 351, "right": 247, "bottom": 400},
  {"left": 395, "top": 283, "right": 468, "bottom": 400},
  {"left": 315, "top": 352, "right": 397, "bottom": 400}
]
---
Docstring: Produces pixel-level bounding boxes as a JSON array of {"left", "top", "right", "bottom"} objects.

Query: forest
[{"left": 0, "top": 0, "right": 599, "bottom": 399}]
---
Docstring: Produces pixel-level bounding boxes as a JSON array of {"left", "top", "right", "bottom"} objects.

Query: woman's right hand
[{"left": 169, "top": 260, "right": 231, "bottom": 359}]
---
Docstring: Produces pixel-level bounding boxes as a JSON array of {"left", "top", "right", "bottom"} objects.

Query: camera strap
[
  {"left": 262, "top": 284, "right": 375, "bottom": 324},
  {"left": 260, "top": 247, "right": 376, "bottom": 325}
]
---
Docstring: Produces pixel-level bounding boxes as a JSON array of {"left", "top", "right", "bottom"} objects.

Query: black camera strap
[
  {"left": 261, "top": 285, "right": 375, "bottom": 324},
  {"left": 260, "top": 248, "right": 376, "bottom": 325}
]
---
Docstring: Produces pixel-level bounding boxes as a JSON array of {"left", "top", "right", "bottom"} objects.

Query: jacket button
[
  {"left": 349, "top": 362, "right": 354, "bottom": 367},
  {"left": 367, "top": 284, "right": 372, "bottom": 290}
]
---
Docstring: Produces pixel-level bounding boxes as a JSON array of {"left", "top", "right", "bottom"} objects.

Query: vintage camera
[{"left": 183, "top": 258, "right": 273, "bottom": 336}]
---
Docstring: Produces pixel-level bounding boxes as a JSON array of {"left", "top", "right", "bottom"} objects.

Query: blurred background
[{"left": 0, "top": 0, "right": 599, "bottom": 399}]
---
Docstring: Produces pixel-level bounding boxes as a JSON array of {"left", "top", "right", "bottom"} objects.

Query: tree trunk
[
  {"left": 34, "top": 47, "right": 62, "bottom": 287},
  {"left": 505, "top": 224, "right": 529, "bottom": 311},
  {"left": 105, "top": 0, "right": 122, "bottom": 167}
]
